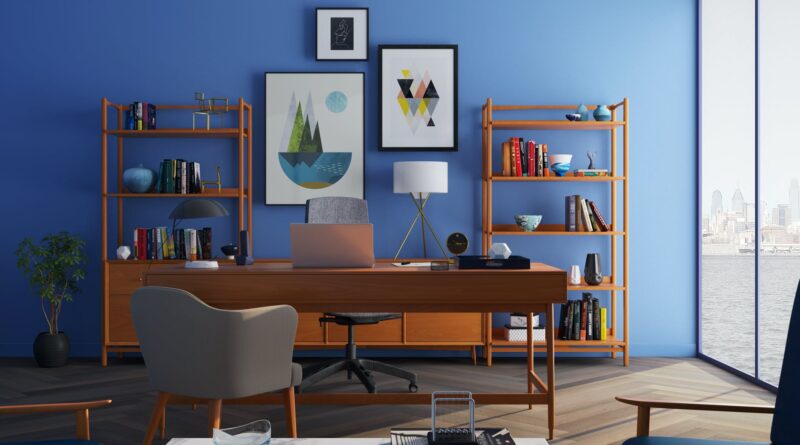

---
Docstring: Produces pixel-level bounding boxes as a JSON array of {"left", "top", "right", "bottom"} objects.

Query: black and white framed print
[
  {"left": 379, "top": 45, "right": 458, "bottom": 151},
  {"left": 316, "top": 8, "right": 368, "bottom": 61},
  {"left": 265, "top": 72, "right": 365, "bottom": 205}
]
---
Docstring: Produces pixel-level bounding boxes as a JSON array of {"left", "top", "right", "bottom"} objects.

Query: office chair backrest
[
  {"left": 771, "top": 280, "right": 800, "bottom": 444},
  {"left": 306, "top": 197, "right": 369, "bottom": 224},
  {"left": 131, "top": 286, "right": 298, "bottom": 400}
]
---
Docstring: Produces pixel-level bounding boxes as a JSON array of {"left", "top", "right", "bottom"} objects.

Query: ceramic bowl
[
  {"left": 548, "top": 154, "right": 573, "bottom": 176},
  {"left": 514, "top": 214, "right": 542, "bottom": 232},
  {"left": 565, "top": 113, "right": 582, "bottom": 121},
  {"left": 220, "top": 244, "right": 239, "bottom": 258}
]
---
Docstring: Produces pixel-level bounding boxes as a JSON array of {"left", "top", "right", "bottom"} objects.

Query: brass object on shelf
[
  {"left": 200, "top": 166, "right": 222, "bottom": 193},
  {"left": 192, "top": 92, "right": 230, "bottom": 130}
]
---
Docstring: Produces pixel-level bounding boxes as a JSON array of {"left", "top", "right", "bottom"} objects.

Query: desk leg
[
  {"left": 526, "top": 312, "right": 534, "bottom": 410},
  {"left": 546, "top": 304, "right": 555, "bottom": 440}
]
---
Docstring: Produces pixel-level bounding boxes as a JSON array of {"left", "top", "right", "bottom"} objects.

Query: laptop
[{"left": 290, "top": 223, "right": 375, "bottom": 268}]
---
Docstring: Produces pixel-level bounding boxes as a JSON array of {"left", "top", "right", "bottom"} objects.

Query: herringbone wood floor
[{"left": 0, "top": 357, "right": 775, "bottom": 444}]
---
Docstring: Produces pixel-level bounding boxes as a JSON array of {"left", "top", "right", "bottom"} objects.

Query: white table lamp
[{"left": 393, "top": 161, "right": 449, "bottom": 259}]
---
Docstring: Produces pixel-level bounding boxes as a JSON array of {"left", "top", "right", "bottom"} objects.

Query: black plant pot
[
  {"left": 33, "top": 332, "right": 70, "bottom": 368},
  {"left": 584, "top": 253, "right": 603, "bottom": 286}
]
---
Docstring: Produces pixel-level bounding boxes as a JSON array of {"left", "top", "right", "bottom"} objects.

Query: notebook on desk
[{"left": 290, "top": 223, "right": 375, "bottom": 268}]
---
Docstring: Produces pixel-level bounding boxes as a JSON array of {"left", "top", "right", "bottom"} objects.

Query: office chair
[
  {"left": 299, "top": 196, "right": 418, "bottom": 394},
  {"left": 131, "top": 286, "right": 301, "bottom": 443},
  {"left": 617, "top": 279, "right": 800, "bottom": 444},
  {"left": 0, "top": 400, "right": 111, "bottom": 444}
]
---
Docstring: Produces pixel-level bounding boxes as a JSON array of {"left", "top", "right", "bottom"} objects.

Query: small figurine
[{"left": 587, "top": 151, "right": 597, "bottom": 169}]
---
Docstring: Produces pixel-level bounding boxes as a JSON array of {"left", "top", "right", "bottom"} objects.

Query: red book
[
  {"left": 513, "top": 138, "right": 523, "bottom": 177},
  {"left": 137, "top": 228, "right": 146, "bottom": 259},
  {"left": 527, "top": 141, "right": 535, "bottom": 176},
  {"left": 589, "top": 201, "right": 611, "bottom": 231}
]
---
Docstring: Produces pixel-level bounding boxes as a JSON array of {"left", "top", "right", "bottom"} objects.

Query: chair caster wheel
[{"left": 409, "top": 383, "right": 418, "bottom": 393}]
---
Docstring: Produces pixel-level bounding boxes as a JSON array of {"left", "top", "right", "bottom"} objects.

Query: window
[{"left": 700, "top": 0, "right": 799, "bottom": 388}]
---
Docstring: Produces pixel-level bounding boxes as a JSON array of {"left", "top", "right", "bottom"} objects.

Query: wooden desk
[{"left": 144, "top": 262, "right": 567, "bottom": 439}]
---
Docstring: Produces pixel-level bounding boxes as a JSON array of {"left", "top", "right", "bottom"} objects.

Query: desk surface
[
  {"left": 167, "top": 438, "right": 548, "bottom": 445},
  {"left": 143, "top": 262, "right": 567, "bottom": 312}
]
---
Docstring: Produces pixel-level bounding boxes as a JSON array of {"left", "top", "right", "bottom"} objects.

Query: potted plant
[{"left": 15, "top": 232, "right": 86, "bottom": 368}]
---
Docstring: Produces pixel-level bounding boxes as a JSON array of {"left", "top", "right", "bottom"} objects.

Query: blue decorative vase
[
  {"left": 593, "top": 105, "right": 611, "bottom": 122},
  {"left": 576, "top": 104, "right": 590, "bottom": 121},
  {"left": 123, "top": 164, "right": 156, "bottom": 193}
]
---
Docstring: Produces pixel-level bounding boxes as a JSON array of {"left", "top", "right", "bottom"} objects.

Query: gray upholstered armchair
[{"left": 131, "top": 286, "right": 302, "bottom": 443}]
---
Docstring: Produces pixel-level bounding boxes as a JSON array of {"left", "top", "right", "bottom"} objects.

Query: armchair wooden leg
[
  {"left": 75, "top": 408, "right": 90, "bottom": 440},
  {"left": 283, "top": 387, "right": 297, "bottom": 438},
  {"left": 208, "top": 399, "right": 222, "bottom": 437},
  {"left": 636, "top": 406, "right": 651, "bottom": 437},
  {"left": 143, "top": 392, "right": 170, "bottom": 445},
  {"left": 160, "top": 405, "right": 166, "bottom": 440}
]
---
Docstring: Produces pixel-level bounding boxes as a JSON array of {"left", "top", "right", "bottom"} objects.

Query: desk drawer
[
  {"left": 108, "top": 263, "right": 153, "bottom": 295},
  {"left": 328, "top": 318, "right": 402, "bottom": 343},
  {"left": 296, "top": 312, "right": 325, "bottom": 343},
  {"left": 108, "top": 293, "right": 138, "bottom": 343},
  {"left": 406, "top": 313, "right": 483, "bottom": 343}
]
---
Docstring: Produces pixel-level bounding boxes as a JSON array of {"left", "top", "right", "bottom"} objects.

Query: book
[
  {"left": 509, "top": 141, "right": 517, "bottom": 176},
  {"left": 580, "top": 198, "right": 593, "bottom": 232},
  {"left": 513, "top": 138, "right": 522, "bottom": 177},
  {"left": 600, "top": 307, "right": 607, "bottom": 340},
  {"left": 147, "top": 103, "right": 157, "bottom": 129},
  {"left": 527, "top": 140, "right": 535, "bottom": 176},
  {"left": 592, "top": 297, "right": 601, "bottom": 340},
  {"left": 573, "top": 169, "right": 609, "bottom": 176},
  {"left": 574, "top": 194, "right": 583, "bottom": 232},
  {"left": 502, "top": 142, "right": 511, "bottom": 176},
  {"left": 586, "top": 295, "right": 593, "bottom": 340},
  {"left": 585, "top": 199, "right": 600, "bottom": 231},
  {"left": 558, "top": 303, "right": 568, "bottom": 339},
  {"left": 542, "top": 144, "right": 550, "bottom": 177},
  {"left": 571, "top": 300, "right": 580, "bottom": 340},
  {"left": 519, "top": 138, "right": 528, "bottom": 176},
  {"left": 579, "top": 299, "right": 587, "bottom": 340},
  {"left": 589, "top": 201, "right": 611, "bottom": 231},
  {"left": 565, "top": 195, "right": 577, "bottom": 232}
]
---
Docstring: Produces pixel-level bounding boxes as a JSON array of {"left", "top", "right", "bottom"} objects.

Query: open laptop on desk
[{"left": 290, "top": 223, "right": 375, "bottom": 268}]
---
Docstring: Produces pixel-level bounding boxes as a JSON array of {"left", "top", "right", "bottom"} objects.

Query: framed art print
[
  {"left": 316, "top": 8, "right": 369, "bottom": 61},
  {"left": 265, "top": 72, "right": 364, "bottom": 205},
  {"left": 379, "top": 44, "right": 458, "bottom": 151}
]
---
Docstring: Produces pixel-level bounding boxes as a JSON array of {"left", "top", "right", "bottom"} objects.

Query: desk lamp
[
  {"left": 168, "top": 199, "right": 229, "bottom": 268},
  {"left": 393, "top": 161, "right": 449, "bottom": 260}
]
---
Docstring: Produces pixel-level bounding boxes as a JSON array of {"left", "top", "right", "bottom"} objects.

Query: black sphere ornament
[{"left": 584, "top": 253, "right": 603, "bottom": 286}]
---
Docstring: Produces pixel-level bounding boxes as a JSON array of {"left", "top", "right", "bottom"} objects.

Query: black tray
[{"left": 456, "top": 255, "right": 531, "bottom": 270}]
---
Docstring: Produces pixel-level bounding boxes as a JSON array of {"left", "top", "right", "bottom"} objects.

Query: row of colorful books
[
  {"left": 132, "top": 227, "right": 213, "bottom": 261},
  {"left": 155, "top": 159, "right": 202, "bottom": 194},
  {"left": 124, "top": 102, "right": 157, "bottom": 130},
  {"left": 565, "top": 195, "right": 611, "bottom": 232},
  {"left": 559, "top": 293, "right": 607, "bottom": 341},
  {"left": 500, "top": 137, "right": 550, "bottom": 177}
]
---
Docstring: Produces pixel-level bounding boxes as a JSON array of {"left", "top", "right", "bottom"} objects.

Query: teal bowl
[{"left": 514, "top": 214, "right": 542, "bottom": 232}]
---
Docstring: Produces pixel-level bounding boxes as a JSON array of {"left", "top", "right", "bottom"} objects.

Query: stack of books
[
  {"left": 132, "top": 227, "right": 213, "bottom": 261},
  {"left": 155, "top": 159, "right": 202, "bottom": 194},
  {"left": 500, "top": 137, "right": 550, "bottom": 177},
  {"left": 559, "top": 293, "right": 607, "bottom": 341},
  {"left": 571, "top": 169, "right": 609, "bottom": 176},
  {"left": 124, "top": 102, "right": 157, "bottom": 130},
  {"left": 564, "top": 195, "right": 611, "bottom": 232}
]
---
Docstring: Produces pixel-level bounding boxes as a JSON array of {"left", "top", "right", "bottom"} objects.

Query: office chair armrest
[
  {"left": 0, "top": 399, "right": 112, "bottom": 440},
  {"left": 615, "top": 396, "right": 773, "bottom": 437}
]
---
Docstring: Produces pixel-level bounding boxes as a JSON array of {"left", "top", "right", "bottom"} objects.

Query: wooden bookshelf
[
  {"left": 100, "top": 98, "right": 253, "bottom": 366},
  {"left": 481, "top": 98, "right": 630, "bottom": 366}
]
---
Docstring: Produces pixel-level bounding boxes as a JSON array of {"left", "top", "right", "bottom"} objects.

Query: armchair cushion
[
  {"left": 623, "top": 437, "right": 768, "bottom": 445},
  {"left": 291, "top": 362, "right": 302, "bottom": 387}
]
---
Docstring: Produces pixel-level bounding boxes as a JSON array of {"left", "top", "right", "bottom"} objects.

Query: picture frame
[
  {"left": 379, "top": 44, "right": 458, "bottom": 151},
  {"left": 316, "top": 8, "right": 369, "bottom": 61},
  {"left": 265, "top": 72, "right": 365, "bottom": 205}
]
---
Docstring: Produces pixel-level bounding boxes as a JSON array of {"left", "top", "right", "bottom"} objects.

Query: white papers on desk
[{"left": 391, "top": 262, "right": 431, "bottom": 267}]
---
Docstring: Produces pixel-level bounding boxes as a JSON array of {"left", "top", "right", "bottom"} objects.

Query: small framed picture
[
  {"left": 316, "top": 8, "right": 369, "bottom": 61},
  {"left": 379, "top": 45, "right": 458, "bottom": 151}
]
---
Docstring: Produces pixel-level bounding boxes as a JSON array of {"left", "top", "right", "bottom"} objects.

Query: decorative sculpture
[
  {"left": 200, "top": 166, "right": 223, "bottom": 193},
  {"left": 192, "top": 92, "right": 230, "bottom": 130},
  {"left": 587, "top": 151, "right": 597, "bottom": 170}
]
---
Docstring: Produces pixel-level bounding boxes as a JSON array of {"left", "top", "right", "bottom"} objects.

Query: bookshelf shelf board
[
  {"left": 489, "top": 120, "right": 625, "bottom": 131},
  {"left": 106, "top": 188, "right": 246, "bottom": 198},
  {"left": 490, "top": 175, "right": 624, "bottom": 182},
  {"left": 106, "top": 128, "right": 248, "bottom": 138},
  {"left": 490, "top": 329, "right": 625, "bottom": 347},
  {"left": 567, "top": 277, "right": 625, "bottom": 291},
  {"left": 106, "top": 259, "right": 235, "bottom": 265},
  {"left": 491, "top": 224, "right": 624, "bottom": 236}
]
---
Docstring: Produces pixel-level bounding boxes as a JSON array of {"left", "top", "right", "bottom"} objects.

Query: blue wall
[{"left": 0, "top": 0, "right": 697, "bottom": 357}]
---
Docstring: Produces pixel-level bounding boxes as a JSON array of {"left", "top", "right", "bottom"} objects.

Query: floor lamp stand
[{"left": 394, "top": 193, "right": 448, "bottom": 260}]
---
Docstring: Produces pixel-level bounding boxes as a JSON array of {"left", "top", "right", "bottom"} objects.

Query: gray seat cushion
[
  {"left": 325, "top": 312, "right": 401, "bottom": 324},
  {"left": 291, "top": 362, "right": 302, "bottom": 387},
  {"left": 622, "top": 437, "right": 768, "bottom": 445}
]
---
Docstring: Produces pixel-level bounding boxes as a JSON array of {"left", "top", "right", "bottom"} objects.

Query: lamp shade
[
  {"left": 393, "top": 161, "right": 448, "bottom": 194},
  {"left": 169, "top": 199, "right": 229, "bottom": 220}
]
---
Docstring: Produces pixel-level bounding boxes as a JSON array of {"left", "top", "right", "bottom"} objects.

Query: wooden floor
[{"left": 0, "top": 357, "right": 775, "bottom": 444}]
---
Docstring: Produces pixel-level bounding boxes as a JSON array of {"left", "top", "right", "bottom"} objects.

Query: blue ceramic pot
[
  {"left": 593, "top": 105, "right": 611, "bottom": 122},
  {"left": 514, "top": 214, "right": 542, "bottom": 232},
  {"left": 123, "top": 164, "right": 156, "bottom": 193},
  {"left": 576, "top": 104, "right": 590, "bottom": 121}
]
